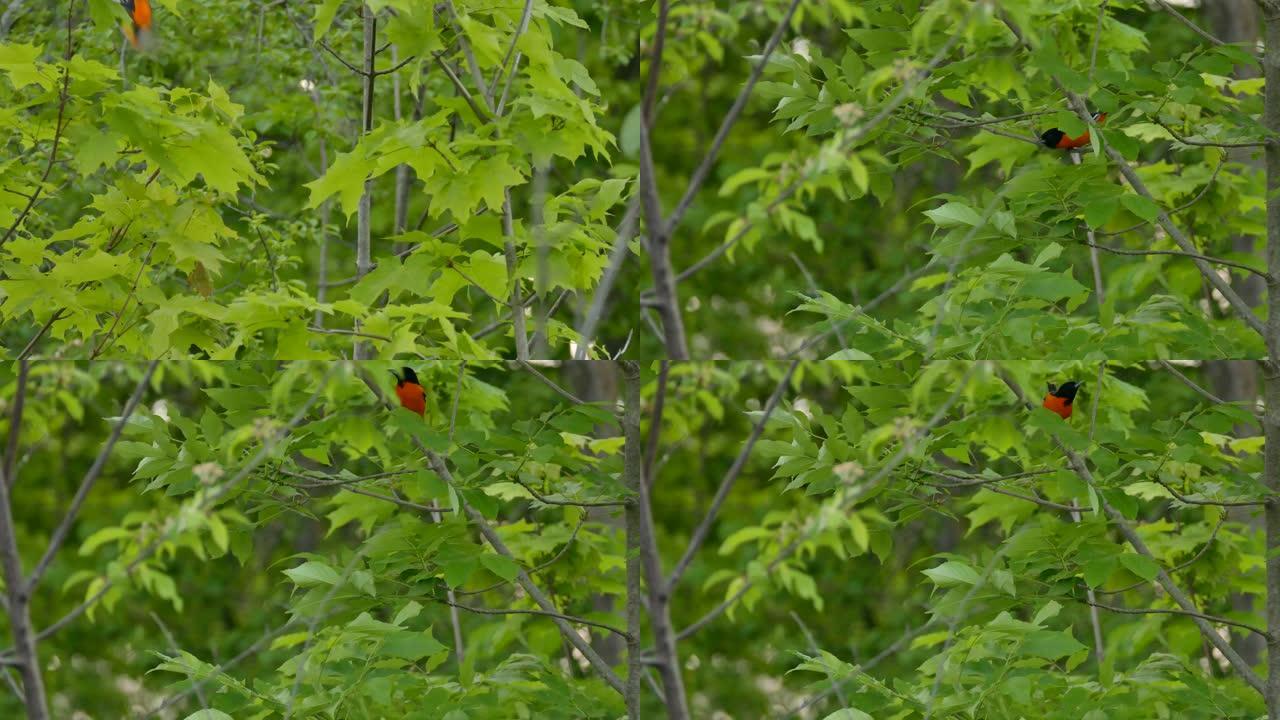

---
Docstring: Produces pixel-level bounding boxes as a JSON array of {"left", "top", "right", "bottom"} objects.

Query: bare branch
[
  {"left": 1080, "top": 240, "right": 1266, "bottom": 279},
  {"left": 2, "top": 360, "right": 26, "bottom": 490},
  {"left": 620, "top": 360, "right": 644, "bottom": 718},
  {"left": 0, "top": 360, "right": 47, "bottom": 718},
  {"left": 664, "top": 0, "right": 802, "bottom": 234},
  {"left": 307, "top": 326, "right": 391, "bottom": 342},
  {"left": 1152, "top": 0, "right": 1230, "bottom": 47},
  {"left": 503, "top": 189, "right": 530, "bottom": 361},
  {"left": 432, "top": 52, "right": 492, "bottom": 122},
  {"left": 432, "top": 596, "right": 630, "bottom": 640},
  {"left": 487, "top": 0, "right": 534, "bottom": 104},
  {"left": 643, "top": 360, "right": 670, "bottom": 477},
  {"left": 27, "top": 362, "right": 158, "bottom": 593},
  {"left": 1157, "top": 360, "right": 1260, "bottom": 415},
  {"left": 516, "top": 361, "right": 585, "bottom": 405},
  {"left": 574, "top": 199, "right": 639, "bottom": 360},
  {"left": 1083, "top": 598, "right": 1267, "bottom": 637},
  {"left": 668, "top": 361, "right": 797, "bottom": 589},
  {"left": 1151, "top": 117, "right": 1266, "bottom": 149}
]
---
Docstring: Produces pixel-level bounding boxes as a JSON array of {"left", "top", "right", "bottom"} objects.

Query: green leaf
[
  {"left": 1082, "top": 558, "right": 1116, "bottom": 588},
  {"left": 923, "top": 202, "right": 982, "bottom": 228},
  {"left": 1084, "top": 198, "right": 1118, "bottom": 228},
  {"left": 313, "top": 0, "right": 344, "bottom": 41},
  {"left": 823, "top": 710, "right": 873, "bottom": 720},
  {"left": 384, "top": 629, "right": 447, "bottom": 661},
  {"left": 1022, "top": 630, "right": 1087, "bottom": 660},
  {"left": 283, "top": 560, "right": 341, "bottom": 587},
  {"left": 922, "top": 560, "right": 979, "bottom": 587},
  {"left": 1118, "top": 552, "right": 1160, "bottom": 581},
  {"left": 479, "top": 553, "right": 521, "bottom": 581},
  {"left": 1120, "top": 194, "right": 1162, "bottom": 222},
  {"left": 183, "top": 711, "right": 234, "bottom": 720}
]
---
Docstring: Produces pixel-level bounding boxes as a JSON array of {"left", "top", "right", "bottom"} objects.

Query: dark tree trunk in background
[
  {"left": 565, "top": 361, "right": 624, "bottom": 665},
  {"left": 1204, "top": 0, "right": 1264, "bottom": 666}
]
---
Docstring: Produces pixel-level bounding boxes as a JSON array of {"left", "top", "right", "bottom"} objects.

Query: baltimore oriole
[
  {"left": 119, "top": 0, "right": 153, "bottom": 49},
  {"left": 390, "top": 367, "right": 427, "bottom": 418},
  {"left": 1043, "top": 380, "right": 1081, "bottom": 420},
  {"left": 1040, "top": 112, "right": 1106, "bottom": 150}
]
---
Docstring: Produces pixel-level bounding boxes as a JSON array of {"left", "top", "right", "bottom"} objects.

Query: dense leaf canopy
[{"left": 2, "top": 0, "right": 1279, "bottom": 719}]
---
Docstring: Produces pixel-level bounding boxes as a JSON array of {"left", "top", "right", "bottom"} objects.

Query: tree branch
[
  {"left": 27, "top": 362, "right": 157, "bottom": 593},
  {"left": 663, "top": 0, "right": 802, "bottom": 235},
  {"left": 0, "top": 360, "right": 47, "bottom": 718},
  {"left": 1151, "top": 117, "right": 1267, "bottom": 149},
  {"left": 1080, "top": 240, "right": 1266, "bottom": 279},
  {"left": 516, "top": 361, "right": 584, "bottom": 405},
  {"left": 1082, "top": 598, "right": 1267, "bottom": 638},
  {"left": 434, "top": 596, "right": 630, "bottom": 640},
  {"left": 1096, "top": 154, "right": 1226, "bottom": 236},
  {"left": 667, "top": 361, "right": 797, "bottom": 590},
  {"left": 573, "top": 199, "right": 639, "bottom": 360},
  {"left": 2, "top": 360, "right": 27, "bottom": 491},
  {"left": 620, "top": 360, "right": 644, "bottom": 718}
]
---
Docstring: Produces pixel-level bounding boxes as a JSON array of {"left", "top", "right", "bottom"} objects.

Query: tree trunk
[{"left": 1262, "top": 2, "right": 1280, "bottom": 715}]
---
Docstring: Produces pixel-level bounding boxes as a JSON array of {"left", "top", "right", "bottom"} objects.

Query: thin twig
[
  {"left": 667, "top": 361, "right": 798, "bottom": 589},
  {"left": 663, "top": 0, "right": 802, "bottom": 234},
  {"left": 1097, "top": 514, "right": 1226, "bottom": 595},
  {"left": 517, "top": 361, "right": 585, "bottom": 405},
  {"left": 433, "top": 596, "right": 631, "bottom": 640},
  {"left": 573, "top": 200, "right": 639, "bottom": 359},
  {"left": 1153, "top": 0, "right": 1229, "bottom": 47},
  {"left": 27, "top": 362, "right": 158, "bottom": 592},
  {"left": 1151, "top": 117, "right": 1266, "bottom": 149},
  {"left": 1081, "top": 241, "right": 1266, "bottom": 278},
  {"left": 1096, "top": 153, "right": 1227, "bottom": 236},
  {"left": 1083, "top": 598, "right": 1267, "bottom": 637},
  {"left": 149, "top": 611, "right": 208, "bottom": 710}
]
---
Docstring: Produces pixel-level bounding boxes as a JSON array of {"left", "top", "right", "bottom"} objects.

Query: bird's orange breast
[
  {"left": 1042, "top": 394, "right": 1072, "bottom": 419},
  {"left": 131, "top": 0, "right": 152, "bottom": 28},
  {"left": 395, "top": 383, "right": 426, "bottom": 417}
]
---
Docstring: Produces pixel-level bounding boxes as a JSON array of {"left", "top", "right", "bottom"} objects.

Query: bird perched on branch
[
  {"left": 1040, "top": 112, "right": 1106, "bottom": 150},
  {"left": 390, "top": 367, "right": 427, "bottom": 418},
  {"left": 119, "top": 0, "right": 154, "bottom": 50},
  {"left": 1042, "top": 381, "right": 1081, "bottom": 420}
]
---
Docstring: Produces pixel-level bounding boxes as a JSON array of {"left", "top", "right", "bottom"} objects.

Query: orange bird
[
  {"left": 1040, "top": 112, "right": 1106, "bottom": 150},
  {"left": 1043, "top": 380, "right": 1081, "bottom": 420},
  {"left": 391, "top": 367, "right": 427, "bottom": 418},
  {"left": 119, "top": 0, "right": 154, "bottom": 49}
]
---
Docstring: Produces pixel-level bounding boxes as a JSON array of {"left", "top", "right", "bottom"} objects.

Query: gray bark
[{"left": 1263, "top": 1, "right": 1280, "bottom": 715}]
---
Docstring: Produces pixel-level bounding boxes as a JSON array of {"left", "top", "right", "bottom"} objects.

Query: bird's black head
[
  {"left": 389, "top": 367, "right": 420, "bottom": 387},
  {"left": 1051, "top": 380, "right": 1082, "bottom": 402},
  {"left": 1039, "top": 128, "right": 1065, "bottom": 149}
]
